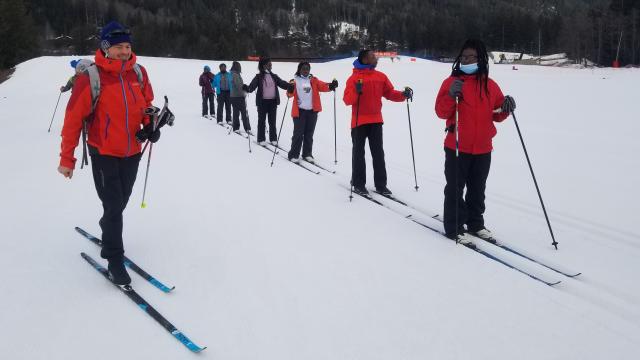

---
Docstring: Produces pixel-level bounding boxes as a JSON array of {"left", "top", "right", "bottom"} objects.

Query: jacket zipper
[{"left": 118, "top": 62, "right": 131, "bottom": 156}]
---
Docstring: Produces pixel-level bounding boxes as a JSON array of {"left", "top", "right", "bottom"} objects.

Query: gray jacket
[{"left": 230, "top": 71, "right": 246, "bottom": 98}]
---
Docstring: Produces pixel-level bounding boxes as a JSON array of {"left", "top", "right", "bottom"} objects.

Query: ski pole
[
  {"left": 405, "top": 90, "right": 419, "bottom": 191},
  {"left": 510, "top": 110, "right": 559, "bottom": 250},
  {"left": 140, "top": 98, "right": 165, "bottom": 208},
  {"left": 270, "top": 96, "right": 290, "bottom": 167},
  {"left": 48, "top": 91, "right": 63, "bottom": 132},
  {"left": 333, "top": 80, "right": 337, "bottom": 165},
  {"left": 246, "top": 105, "right": 252, "bottom": 153},
  {"left": 140, "top": 141, "right": 154, "bottom": 208},
  {"left": 349, "top": 79, "right": 363, "bottom": 202},
  {"left": 455, "top": 96, "right": 460, "bottom": 243}
]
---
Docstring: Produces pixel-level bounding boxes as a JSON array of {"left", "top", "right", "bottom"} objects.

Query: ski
[
  {"left": 80, "top": 253, "right": 206, "bottom": 353},
  {"left": 255, "top": 142, "right": 320, "bottom": 175},
  {"left": 346, "top": 187, "right": 561, "bottom": 286},
  {"left": 406, "top": 218, "right": 562, "bottom": 286},
  {"left": 302, "top": 159, "right": 337, "bottom": 174},
  {"left": 75, "top": 227, "right": 175, "bottom": 293},
  {"left": 479, "top": 237, "right": 581, "bottom": 278},
  {"left": 348, "top": 187, "right": 385, "bottom": 206},
  {"left": 428, "top": 215, "right": 581, "bottom": 278},
  {"left": 372, "top": 190, "right": 408, "bottom": 206},
  {"left": 229, "top": 129, "right": 249, "bottom": 138},
  {"left": 376, "top": 196, "right": 581, "bottom": 279},
  {"left": 263, "top": 142, "right": 336, "bottom": 174}
]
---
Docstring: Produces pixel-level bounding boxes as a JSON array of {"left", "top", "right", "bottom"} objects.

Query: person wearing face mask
[
  {"left": 434, "top": 39, "right": 516, "bottom": 246},
  {"left": 57, "top": 21, "right": 157, "bottom": 285},
  {"left": 244, "top": 57, "right": 294, "bottom": 145},
  {"left": 285, "top": 62, "right": 338, "bottom": 163}
]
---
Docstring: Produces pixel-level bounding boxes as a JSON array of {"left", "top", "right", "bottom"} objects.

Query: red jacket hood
[{"left": 94, "top": 49, "right": 138, "bottom": 74}]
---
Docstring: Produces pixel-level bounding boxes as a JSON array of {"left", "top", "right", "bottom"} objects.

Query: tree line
[{"left": 1, "top": 0, "right": 640, "bottom": 70}]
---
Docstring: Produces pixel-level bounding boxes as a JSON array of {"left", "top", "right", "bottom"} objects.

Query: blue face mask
[{"left": 460, "top": 63, "right": 479, "bottom": 74}]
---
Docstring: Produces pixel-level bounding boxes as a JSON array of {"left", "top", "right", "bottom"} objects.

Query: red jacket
[
  {"left": 435, "top": 74, "right": 508, "bottom": 154},
  {"left": 286, "top": 75, "right": 331, "bottom": 118},
  {"left": 60, "top": 50, "right": 154, "bottom": 169},
  {"left": 343, "top": 68, "right": 405, "bottom": 128}
]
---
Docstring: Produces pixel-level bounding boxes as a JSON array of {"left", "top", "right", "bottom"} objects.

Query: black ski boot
[
  {"left": 375, "top": 186, "right": 393, "bottom": 196},
  {"left": 353, "top": 185, "right": 369, "bottom": 196},
  {"left": 108, "top": 258, "right": 131, "bottom": 286}
]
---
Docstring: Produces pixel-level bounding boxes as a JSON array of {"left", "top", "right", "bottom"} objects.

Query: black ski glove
[
  {"left": 355, "top": 80, "right": 363, "bottom": 94},
  {"left": 242, "top": 84, "right": 249, "bottom": 92},
  {"left": 136, "top": 124, "right": 161, "bottom": 143},
  {"left": 448, "top": 79, "right": 464, "bottom": 99},
  {"left": 403, "top": 86, "right": 413, "bottom": 100},
  {"left": 287, "top": 83, "right": 295, "bottom": 92},
  {"left": 329, "top": 79, "right": 339, "bottom": 91},
  {"left": 501, "top": 95, "right": 516, "bottom": 113}
]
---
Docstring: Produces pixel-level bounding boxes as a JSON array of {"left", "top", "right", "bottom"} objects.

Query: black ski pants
[
  {"left": 217, "top": 90, "right": 231, "bottom": 122},
  {"left": 202, "top": 92, "right": 215, "bottom": 117},
  {"left": 217, "top": 90, "right": 231, "bottom": 123},
  {"left": 231, "top": 97, "right": 251, "bottom": 131},
  {"left": 288, "top": 109, "right": 318, "bottom": 159},
  {"left": 90, "top": 151, "right": 142, "bottom": 261},
  {"left": 443, "top": 147, "right": 492, "bottom": 236},
  {"left": 257, "top": 99, "right": 278, "bottom": 143},
  {"left": 351, "top": 123, "right": 387, "bottom": 189}
]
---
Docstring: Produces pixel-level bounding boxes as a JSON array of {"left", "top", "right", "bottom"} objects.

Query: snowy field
[{"left": 0, "top": 55, "right": 639, "bottom": 359}]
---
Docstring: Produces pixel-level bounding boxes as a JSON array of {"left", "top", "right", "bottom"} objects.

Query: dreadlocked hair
[{"left": 451, "top": 39, "right": 490, "bottom": 99}]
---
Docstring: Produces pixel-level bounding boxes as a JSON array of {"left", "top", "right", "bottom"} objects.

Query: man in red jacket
[
  {"left": 57, "top": 21, "right": 157, "bottom": 285},
  {"left": 435, "top": 39, "right": 516, "bottom": 246},
  {"left": 343, "top": 50, "right": 412, "bottom": 196}
]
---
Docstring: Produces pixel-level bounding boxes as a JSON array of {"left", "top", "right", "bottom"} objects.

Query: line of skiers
[
  {"left": 57, "top": 20, "right": 516, "bottom": 285},
  {"left": 197, "top": 44, "right": 516, "bottom": 247}
]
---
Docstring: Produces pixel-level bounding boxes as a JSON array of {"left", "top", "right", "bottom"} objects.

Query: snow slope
[{"left": 0, "top": 55, "right": 639, "bottom": 359}]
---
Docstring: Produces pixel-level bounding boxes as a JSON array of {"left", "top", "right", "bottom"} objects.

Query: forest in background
[{"left": 2, "top": 0, "right": 640, "bottom": 69}]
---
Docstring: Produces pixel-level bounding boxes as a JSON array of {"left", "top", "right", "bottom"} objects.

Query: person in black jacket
[{"left": 244, "top": 57, "right": 294, "bottom": 145}]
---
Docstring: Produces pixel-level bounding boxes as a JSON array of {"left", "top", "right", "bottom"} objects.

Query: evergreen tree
[{"left": 0, "top": 0, "right": 37, "bottom": 68}]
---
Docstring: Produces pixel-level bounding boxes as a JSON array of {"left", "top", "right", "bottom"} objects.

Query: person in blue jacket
[{"left": 213, "top": 63, "right": 233, "bottom": 124}]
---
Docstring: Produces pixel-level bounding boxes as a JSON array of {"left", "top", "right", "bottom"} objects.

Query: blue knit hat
[
  {"left": 70, "top": 59, "right": 79, "bottom": 68},
  {"left": 100, "top": 21, "right": 132, "bottom": 51},
  {"left": 204, "top": 65, "right": 211, "bottom": 72}
]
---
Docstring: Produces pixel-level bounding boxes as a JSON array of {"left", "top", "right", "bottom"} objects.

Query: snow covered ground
[{"left": 0, "top": 55, "right": 639, "bottom": 359}]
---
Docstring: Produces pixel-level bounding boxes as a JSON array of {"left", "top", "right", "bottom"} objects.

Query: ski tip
[
  {"left": 549, "top": 280, "right": 562, "bottom": 286},
  {"left": 194, "top": 346, "right": 207, "bottom": 353},
  {"left": 568, "top": 272, "right": 582, "bottom": 278},
  {"left": 160, "top": 285, "right": 176, "bottom": 293}
]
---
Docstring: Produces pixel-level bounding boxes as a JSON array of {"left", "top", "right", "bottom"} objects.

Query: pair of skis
[
  {"left": 77, "top": 227, "right": 206, "bottom": 353},
  {"left": 223, "top": 123, "right": 329, "bottom": 175},
  {"left": 349, "top": 189, "right": 581, "bottom": 286}
]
